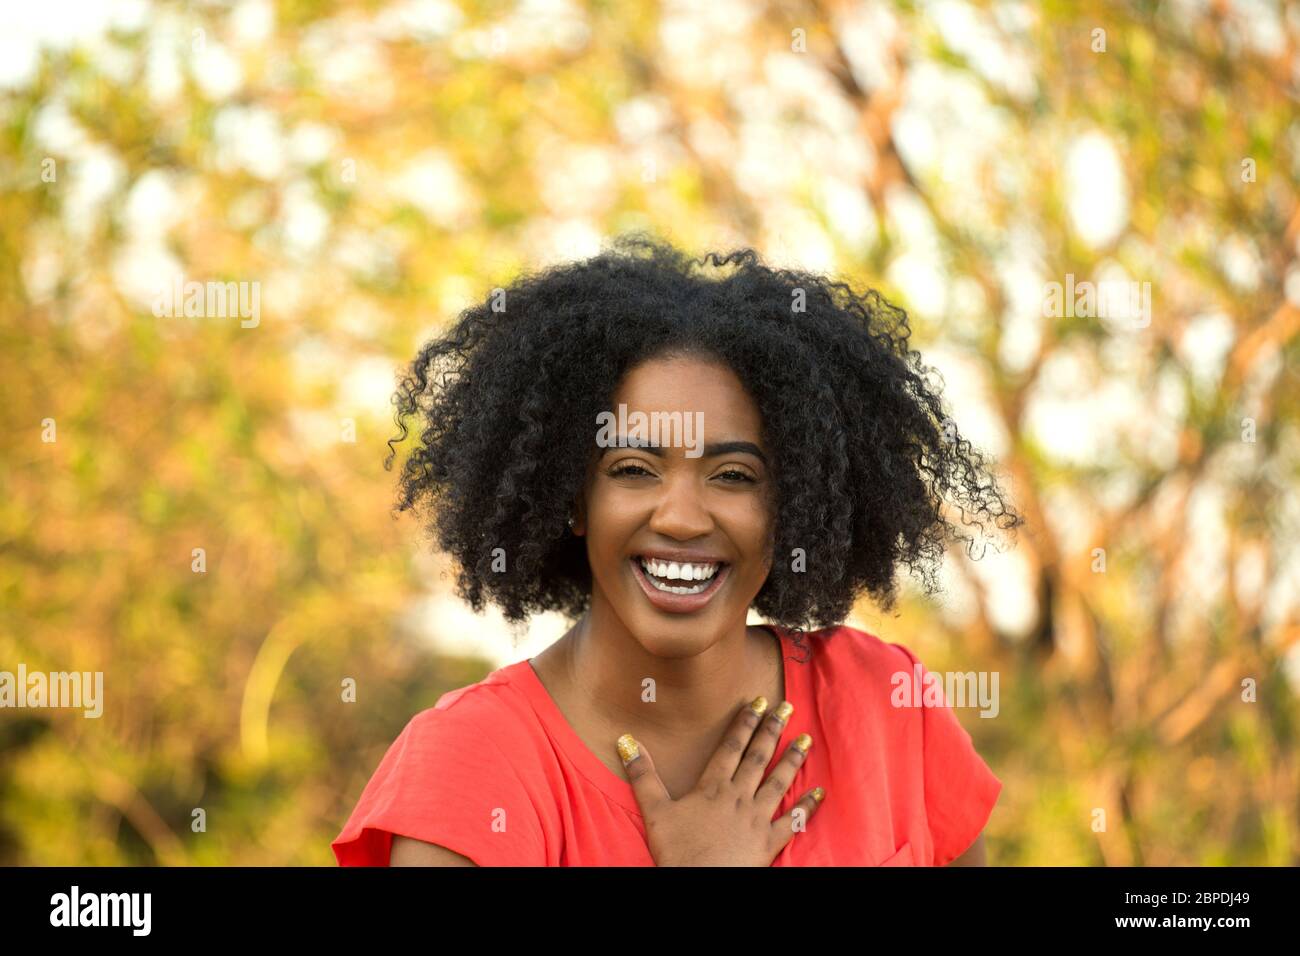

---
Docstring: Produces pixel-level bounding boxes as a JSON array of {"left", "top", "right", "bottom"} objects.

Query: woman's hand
[{"left": 617, "top": 697, "right": 825, "bottom": 866}]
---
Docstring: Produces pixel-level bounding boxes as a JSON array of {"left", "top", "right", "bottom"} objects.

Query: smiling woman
[{"left": 332, "top": 233, "right": 1022, "bottom": 867}]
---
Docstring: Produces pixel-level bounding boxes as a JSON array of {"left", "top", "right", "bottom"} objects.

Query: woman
[{"left": 332, "top": 235, "right": 1021, "bottom": 866}]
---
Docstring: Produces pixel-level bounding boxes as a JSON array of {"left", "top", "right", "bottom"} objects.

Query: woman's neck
[{"left": 556, "top": 608, "right": 782, "bottom": 742}]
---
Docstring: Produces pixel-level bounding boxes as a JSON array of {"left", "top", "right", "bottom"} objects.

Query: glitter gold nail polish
[
  {"left": 749, "top": 695, "right": 769, "bottom": 716},
  {"left": 616, "top": 733, "right": 639, "bottom": 764},
  {"left": 774, "top": 701, "right": 794, "bottom": 722},
  {"left": 811, "top": 786, "right": 825, "bottom": 803},
  {"left": 794, "top": 733, "right": 813, "bottom": 754}
]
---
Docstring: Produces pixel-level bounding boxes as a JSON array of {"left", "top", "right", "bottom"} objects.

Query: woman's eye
[
  {"left": 609, "top": 464, "right": 653, "bottom": 478},
  {"left": 607, "top": 465, "right": 755, "bottom": 483}
]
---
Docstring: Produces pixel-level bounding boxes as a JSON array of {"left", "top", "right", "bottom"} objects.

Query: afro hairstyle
[{"left": 386, "top": 233, "right": 1023, "bottom": 634}]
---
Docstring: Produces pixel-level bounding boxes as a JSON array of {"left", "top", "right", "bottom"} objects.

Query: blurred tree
[{"left": 0, "top": 0, "right": 1296, "bottom": 864}]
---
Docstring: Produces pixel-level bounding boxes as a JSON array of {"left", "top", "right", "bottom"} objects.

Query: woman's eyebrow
[
  {"left": 701, "top": 440, "right": 767, "bottom": 464},
  {"left": 600, "top": 436, "right": 768, "bottom": 465}
]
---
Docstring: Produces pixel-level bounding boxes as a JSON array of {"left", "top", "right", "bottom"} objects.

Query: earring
[{"left": 567, "top": 516, "right": 575, "bottom": 530}]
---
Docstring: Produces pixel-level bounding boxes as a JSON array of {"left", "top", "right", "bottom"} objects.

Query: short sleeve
[
  {"left": 892, "top": 643, "right": 1002, "bottom": 865},
  {"left": 332, "top": 706, "right": 547, "bottom": 866}
]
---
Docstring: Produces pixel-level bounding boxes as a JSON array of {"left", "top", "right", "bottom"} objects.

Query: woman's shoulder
[
  {"left": 333, "top": 661, "right": 552, "bottom": 866},
  {"left": 398, "top": 659, "right": 542, "bottom": 750}
]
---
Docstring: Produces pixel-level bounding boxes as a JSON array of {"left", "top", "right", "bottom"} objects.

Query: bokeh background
[{"left": 2, "top": 0, "right": 1298, "bottom": 866}]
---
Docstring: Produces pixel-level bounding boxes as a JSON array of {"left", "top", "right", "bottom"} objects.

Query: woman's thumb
[{"left": 617, "top": 733, "right": 670, "bottom": 811}]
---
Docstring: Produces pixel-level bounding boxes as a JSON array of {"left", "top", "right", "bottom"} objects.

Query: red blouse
[{"left": 333, "top": 622, "right": 1002, "bottom": 866}]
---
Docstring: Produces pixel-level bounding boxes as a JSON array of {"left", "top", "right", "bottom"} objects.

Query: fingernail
[
  {"left": 774, "top": 701, "right": 794, "bottom": 722},
  {"left": 749, "top": 695, "right": 768, "bottom": 716},
  {"left": 811, "top": 786, "right": 825, "bottom": 803},
  {"left": 793, "top": 733, "right": 813, "bottom": 754},
  {"left": 616, "top": 733, "right": 639, "bottom": 764}
]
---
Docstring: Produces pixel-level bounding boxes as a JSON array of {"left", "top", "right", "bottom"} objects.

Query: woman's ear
[{"left": 569, "top": 500, "right": 586, "bottom": 537}]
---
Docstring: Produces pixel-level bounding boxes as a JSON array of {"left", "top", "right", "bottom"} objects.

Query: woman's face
[{"left": 576, "top": 354, "right": 775, "bottom": 657}]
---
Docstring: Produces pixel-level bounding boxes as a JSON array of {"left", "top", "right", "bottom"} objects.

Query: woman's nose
[{"left": 646, "top": 479, "right": 713, "bottom": 539}]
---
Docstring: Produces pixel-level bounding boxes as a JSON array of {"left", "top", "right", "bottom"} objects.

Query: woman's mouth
[{"left": 629, "top": 555, "right": 730, "bottom": 613}]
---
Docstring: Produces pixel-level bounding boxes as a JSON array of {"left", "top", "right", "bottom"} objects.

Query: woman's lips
[{"left": 629, "top": 557, "right": 730, "bottom": 614}]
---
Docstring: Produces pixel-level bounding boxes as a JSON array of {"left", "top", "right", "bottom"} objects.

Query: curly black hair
[{"left": 386, "top": 233, "right": 1022, "bottom": 633}]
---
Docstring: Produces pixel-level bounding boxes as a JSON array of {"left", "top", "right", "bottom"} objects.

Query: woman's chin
[{"left": 619, "top": 597, "right": 743, "bottom": 658}]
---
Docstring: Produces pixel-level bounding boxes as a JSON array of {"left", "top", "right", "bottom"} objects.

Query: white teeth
[
  {"left": 638, "top": 557, "right": 720, "bottom": 587},
  {"left": 647, "top": 576, "right": 709, "bottom": 594}
]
